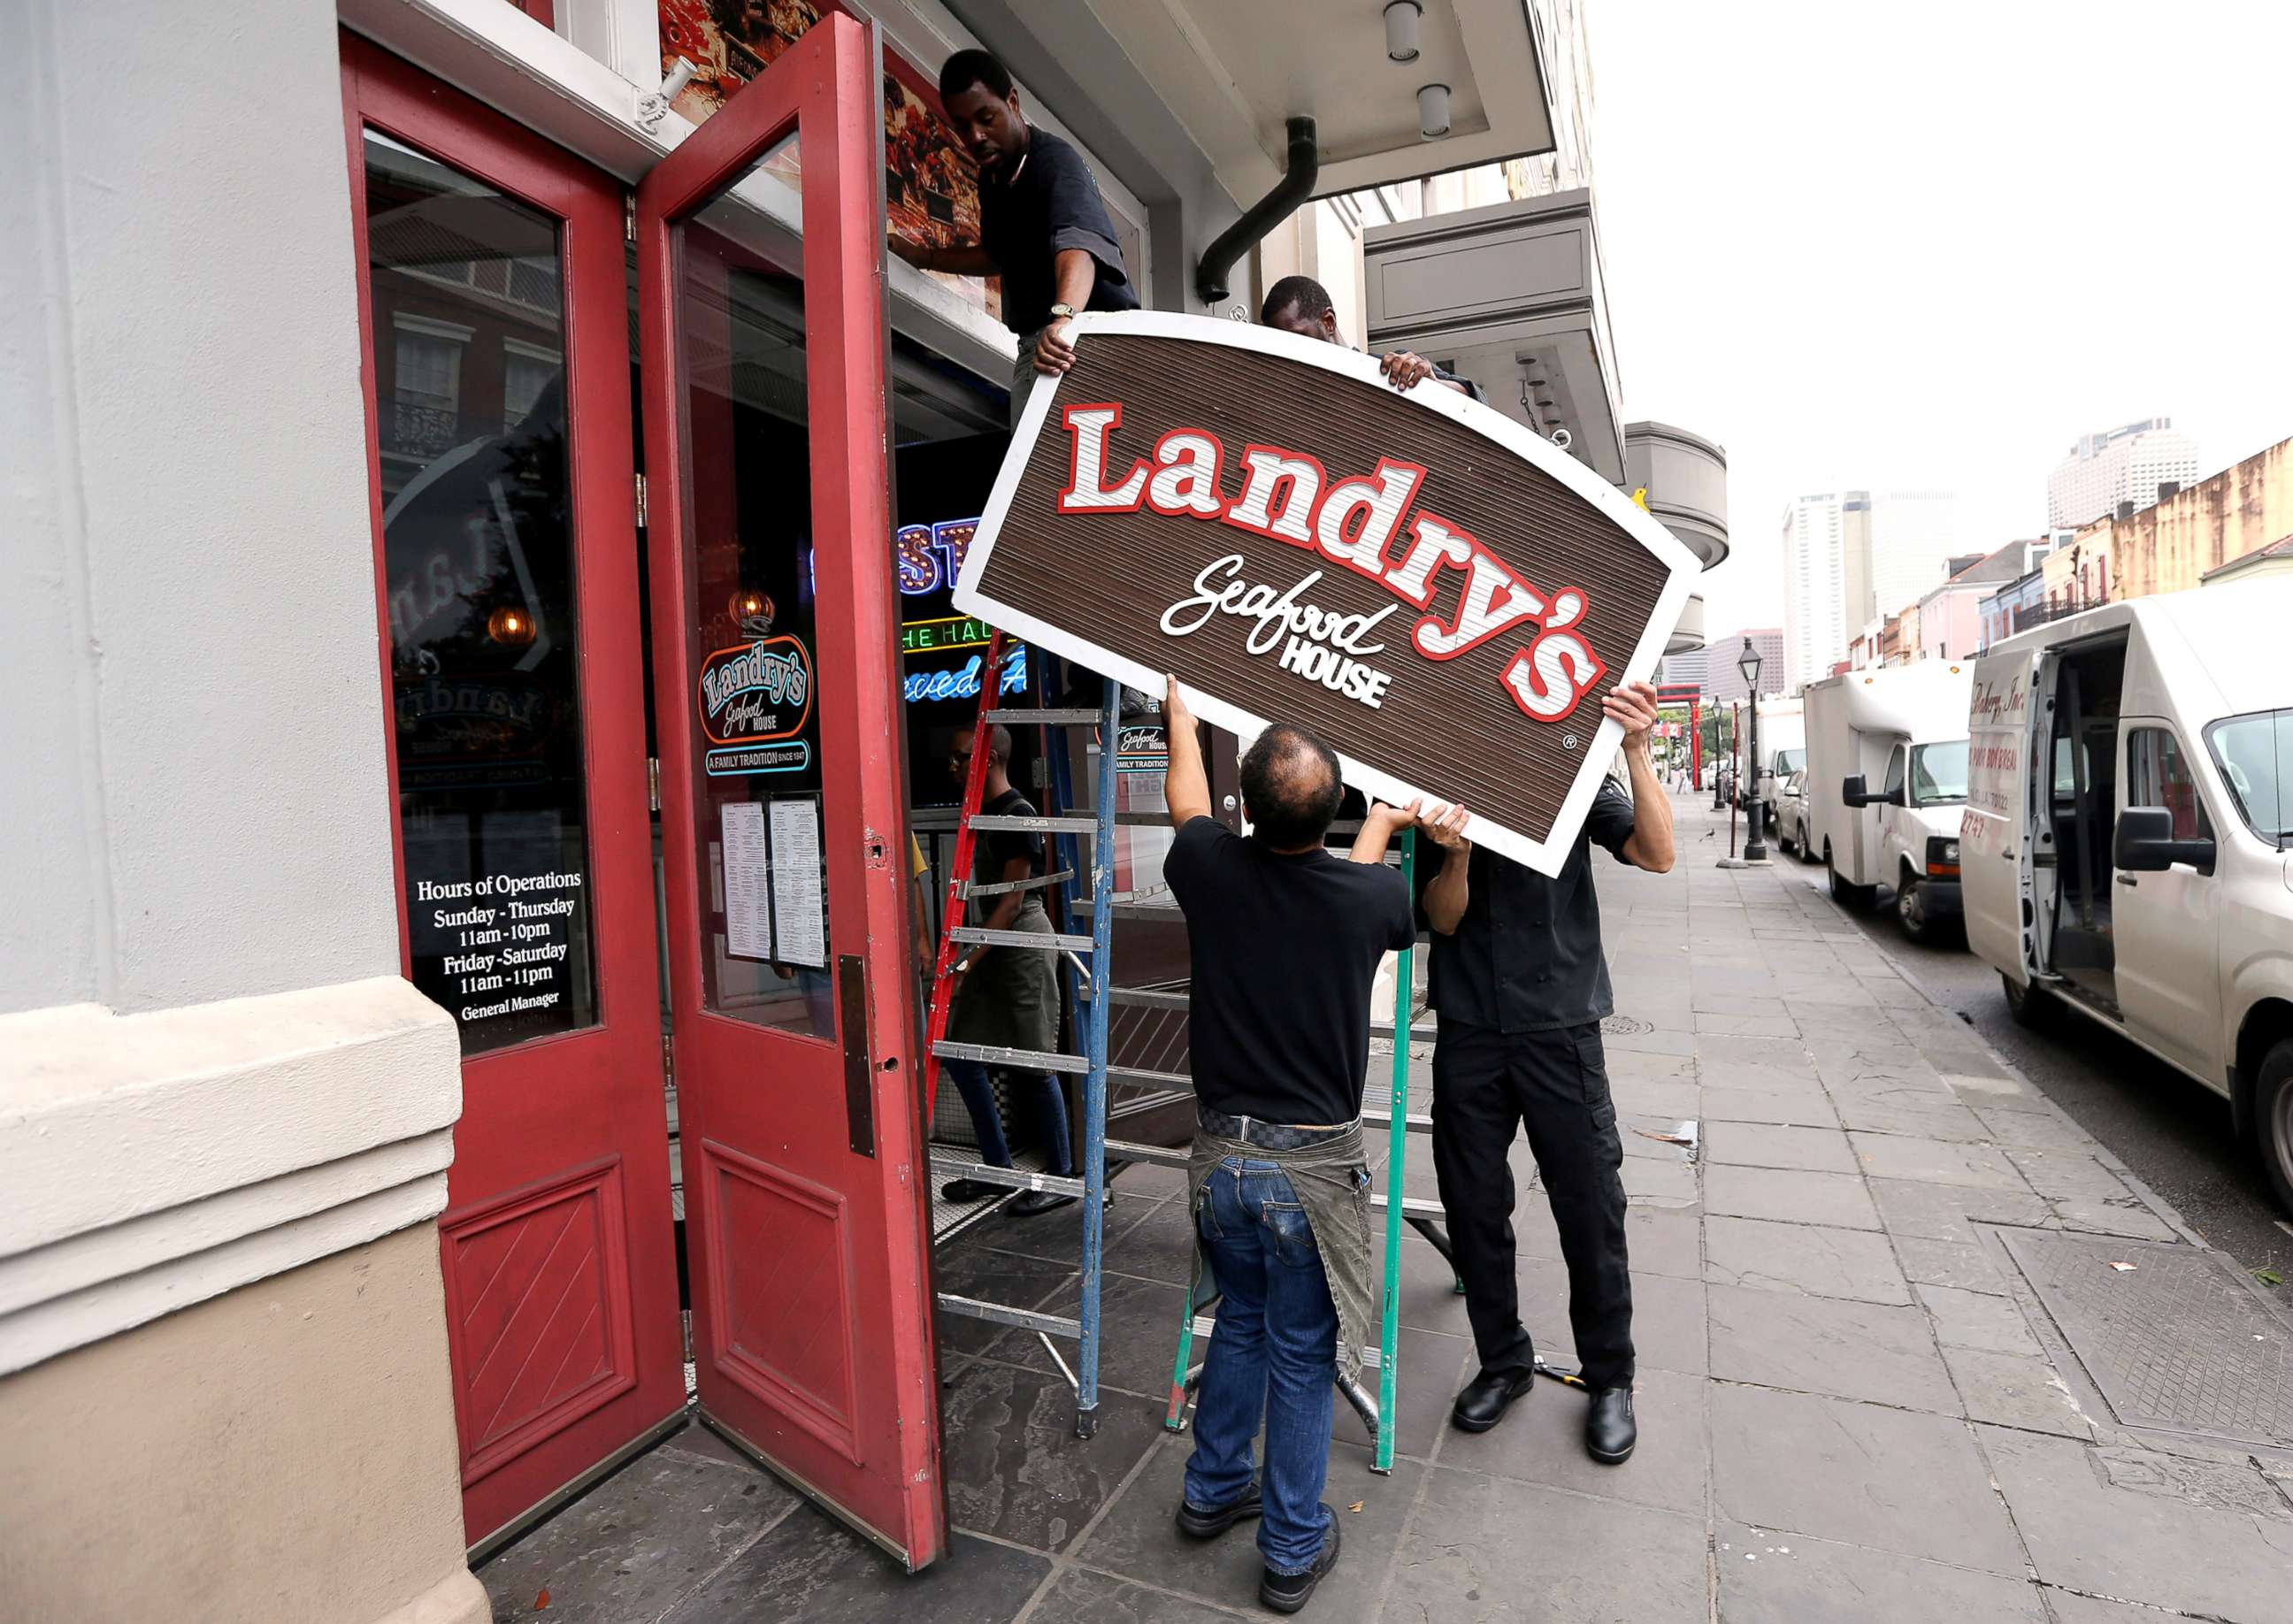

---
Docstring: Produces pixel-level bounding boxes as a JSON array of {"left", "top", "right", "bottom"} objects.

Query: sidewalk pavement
[{"left": 482, "top": 791, "right": 2293, "bottom": 1624}]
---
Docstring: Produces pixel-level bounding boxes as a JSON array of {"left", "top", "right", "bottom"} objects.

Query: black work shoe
[
  {"left": 1450, "top": 1367, "right": 1535, "bottom": 1433},
  {"left": 1174, "top": 1482, "right": 1262, "bottom": 1539},
  {"left": 1585, "top": 1385, "right": 1637, "bottom": 1464},
  {"left": 939, "top": 1177, "right": 1004, "bottom": 1204},
  {"left": 1258, "top": 1509, "right": 1341, "bottom": 1614},
  {"left": 1008, "top": 1189, "right": 1078, "bottom": 1217}
]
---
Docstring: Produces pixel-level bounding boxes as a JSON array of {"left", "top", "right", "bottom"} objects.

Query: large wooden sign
[{"left": 951, "top": 312, "right": 1700, "bottom": 875}]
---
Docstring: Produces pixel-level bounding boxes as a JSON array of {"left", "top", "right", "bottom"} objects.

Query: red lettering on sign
[
  {"left": 1310, "top": 457, "right": 1429, "bottom": 589},
  {"left": 1412, "top": 518, "right": 1551, "bottom": 662},
  {"left": 1144, "top": 427, "right": 1229, "bottom": 519},
  {"left": 1221, "top": 443, "right": 1328, "bottom": 548},
  {"left": 1057, "top": 402, "right": 1149, "bottom": 512},
  {"left": 1051, "top": 408, "right": 1607, "bottom": 724},
  {"left": 1500, "top": 589, "right": 1605, "bottom": 722}
]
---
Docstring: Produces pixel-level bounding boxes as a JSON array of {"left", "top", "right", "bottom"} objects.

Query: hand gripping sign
[{"left": 951, "top": 312, "right": 1701, "bottom": 877}]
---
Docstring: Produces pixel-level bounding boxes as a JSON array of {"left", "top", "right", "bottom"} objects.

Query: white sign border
[{"left": 951, "top": 310, "right": 1703, "bottom": 877}]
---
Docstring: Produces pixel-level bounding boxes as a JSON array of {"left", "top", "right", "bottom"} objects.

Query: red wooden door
[
  {"left": 635, "top": 15, "right": 945, "bottom": 1569},
  {"left": 342, "top": 37, "right": 686, "bottom": 1548}
]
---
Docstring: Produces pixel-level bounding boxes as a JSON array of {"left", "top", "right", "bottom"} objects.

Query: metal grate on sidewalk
[{"left": 1999, "top": 1227, "right": 2293, "bottom": 1451}]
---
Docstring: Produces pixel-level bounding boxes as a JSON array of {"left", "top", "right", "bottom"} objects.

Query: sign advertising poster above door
[
  {"left": 952, "top": 313, "right": 1701, "bottom": 876},
  {"left": 657, "top": 0, "right": 1001, "bottom": 322}
]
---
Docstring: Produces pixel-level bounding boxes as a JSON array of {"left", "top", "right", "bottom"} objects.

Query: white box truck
[
  {"left": 1802, "top": 661, "right": 1975, "bottom": 942},
  {"left": 1961, "top": 580, "right": 2293, "bottom": 1214},
  {"left": 1750, "top": 697, "right": 1806, "bottom": 826}
]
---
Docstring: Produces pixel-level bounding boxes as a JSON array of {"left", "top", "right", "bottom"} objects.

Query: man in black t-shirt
[
  {"left": 1161, "top": 677, "right": 1418, "bottom": 1614},
  {"left": 892, "top": 49, "right": 1139, "bottom": 423}
]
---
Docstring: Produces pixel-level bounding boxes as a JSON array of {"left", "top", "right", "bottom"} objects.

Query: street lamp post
[{"left": 1739, "top": 638, "right": 1768, "bottom": 861}]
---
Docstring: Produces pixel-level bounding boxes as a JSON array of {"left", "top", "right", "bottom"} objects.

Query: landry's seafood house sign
[{"left": 951, "top": 312, "right": 1700, "bottom": 876}]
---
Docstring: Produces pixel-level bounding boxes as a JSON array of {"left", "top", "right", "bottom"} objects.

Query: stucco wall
[
  {"left": 2089, "top": 437, "right": 2293, "bottom": 601},
  {"left": 2, "top": 0, "right": 399, "bottom": 1017},
  {"left": 0, "top": 1227, "right": 486, "bottom": 1624}
]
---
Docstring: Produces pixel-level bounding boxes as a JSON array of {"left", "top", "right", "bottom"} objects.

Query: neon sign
[
  {"left": 896, "top": 517, "right": 982, "bottom": 595},
  {"left": 902, "top": 654, "right": 1026, "bottom": 705}
]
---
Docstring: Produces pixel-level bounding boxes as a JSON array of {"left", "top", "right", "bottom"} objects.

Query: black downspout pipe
[{"left": 1193, "top": 116, "right": 1318, "bottom": 308}]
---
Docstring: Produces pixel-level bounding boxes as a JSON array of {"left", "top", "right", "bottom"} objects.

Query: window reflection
[
  {"left": 679, "top": 184, "right": 837, "bottom": 1039},
  {"left": 364, "top": 130, "right": 598, "bottom": 1053}
]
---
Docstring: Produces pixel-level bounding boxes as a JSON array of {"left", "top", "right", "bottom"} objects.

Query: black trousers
[{"left": 1430, "top": 1018, "right": 1634, "bottom": 1390}]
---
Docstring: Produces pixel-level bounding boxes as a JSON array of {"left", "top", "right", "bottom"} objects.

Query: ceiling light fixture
[
  {"left": 1384, "top": 0, "right": 1423, "bottom": 64},
  {"left": 1416, "top": 82, "right": 1452, "bottom": 140}
]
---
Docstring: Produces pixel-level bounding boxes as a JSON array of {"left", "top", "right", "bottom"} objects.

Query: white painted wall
[
  {"left": 2, "top": 0, "right": 467, "bottom": 1409},
  {"left": 3, "top": 0, "right": 401, "bottom": 1018}
]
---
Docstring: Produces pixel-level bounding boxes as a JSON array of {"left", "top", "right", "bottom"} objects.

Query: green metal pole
[{"left": 1376, "top": 829, "right": 1415, "bottom": 1474}]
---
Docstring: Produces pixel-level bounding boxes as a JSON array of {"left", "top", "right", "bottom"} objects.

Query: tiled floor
[{"left": 480, "top": 794, "right": 2293, "bottom": 1623}]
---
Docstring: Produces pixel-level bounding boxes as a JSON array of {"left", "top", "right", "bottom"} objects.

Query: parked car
[
  {"left": 1804, "top": 662, "right": 1975, "bottom": 942},
  {"left": 1961, "top": 579, "right": 2293, "bottom": 1214},
  {"left": 1774, "top": 768, "right": 1812, "bottom": 859}
]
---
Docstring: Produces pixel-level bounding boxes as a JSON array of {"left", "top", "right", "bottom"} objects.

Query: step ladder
[{"left": 923, "top": 633, "right": 1123, "bottom": 1437}]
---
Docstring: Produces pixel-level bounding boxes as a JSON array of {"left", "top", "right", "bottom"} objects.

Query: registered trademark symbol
[{"left": 1561, "top": 733, "right": 1579, "bottom": 750}]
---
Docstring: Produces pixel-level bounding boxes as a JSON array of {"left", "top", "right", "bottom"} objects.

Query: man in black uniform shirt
[
  {"left": 1417, "top": 679, "right": 1674, "bottom": 1464},
  {"left": 1161, "top": 678, "right": 1418, "bottom": 1614},
  {"left": 893, "top": 49, "right": 1139, "bottom": 421}
]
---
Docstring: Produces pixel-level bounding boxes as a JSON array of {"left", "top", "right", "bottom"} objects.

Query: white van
[
  {"left": 1962, "top": 580, "right": 2293, "bottom": 1213},
  {"left": 1803, "top": 662, "right": 1975, "bottom": 942}
]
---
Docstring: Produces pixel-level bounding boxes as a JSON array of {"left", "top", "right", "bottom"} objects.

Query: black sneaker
[
  {"left": 1174, "top": 1482, "right": 1262, "bottom": 1539},
  {"left": 1259, "top": 1508, "right": 1341, "bottom": 1614},
  {"left": 1008, "top": 1189, "right": 1078, "bottom": 1217},
  {"left": 939, "top": 1177, "right": 1004, "bottom": 1204}
]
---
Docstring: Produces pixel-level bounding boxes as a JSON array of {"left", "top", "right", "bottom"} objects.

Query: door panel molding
[
  {"left": 441, "top": 1156, "right": 640, "bottom": 1483},
  {"left": 700, "top": 1138, "right": 863, "bottom": 1462}
]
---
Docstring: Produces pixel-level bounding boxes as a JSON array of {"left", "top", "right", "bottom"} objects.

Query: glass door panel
[
  {"left": 364, "top": 130, "right": 601, "bottom": 1053},
  {"left": 675, "top": 166, "right": 838, "bottom": 1040}
]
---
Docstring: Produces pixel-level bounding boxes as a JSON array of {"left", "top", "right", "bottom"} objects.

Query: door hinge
[
  {"left": 625, "top": 192, "right": 637, "bottom": 243},
  {"left": 634, "top": 471, "right": 648, "bottom": 530},
  {"left": 661, "top": 1030, "right": 674, "bottom": 1084},
  {"left": 648, "top": 755, "right": 661, "bottom": 812}
]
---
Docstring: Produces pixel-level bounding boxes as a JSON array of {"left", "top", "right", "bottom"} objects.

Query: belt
[{"left": 1196, "top": 1107, "right": 1361, "bottom": 1152}]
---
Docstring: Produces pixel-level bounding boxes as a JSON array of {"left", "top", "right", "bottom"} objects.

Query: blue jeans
[
  {"left": 1184, "top": 1157, "right": 1337, "bottom": 1575},
  {"left": 944, "top": 1057, "right": 1074, "bottom": 1178}
]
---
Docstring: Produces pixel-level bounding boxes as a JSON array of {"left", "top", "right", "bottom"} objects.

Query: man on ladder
[
  {"left": 1157, "top": 678, "right": 1424, "bottom": 1615},
  {"left": 936, "top": 722, "right": 1077, "bottom": 1216}
]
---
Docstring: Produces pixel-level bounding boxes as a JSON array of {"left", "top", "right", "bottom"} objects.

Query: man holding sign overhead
[
  {"left": 1159, "top": 677, "right": 1424, "bottom": 1614},
  {"left": 1419, "top": 680, "right": 1674, "bottom": 1463}
]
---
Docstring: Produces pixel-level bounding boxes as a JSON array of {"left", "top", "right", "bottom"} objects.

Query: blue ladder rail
[{"left": 928, "top": 645, "right": 1116, "bottom": 1440}]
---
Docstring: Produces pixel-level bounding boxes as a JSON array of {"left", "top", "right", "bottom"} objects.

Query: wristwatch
[{"left": 1048, "top": 303, "right": 1077, "bottom": 320}]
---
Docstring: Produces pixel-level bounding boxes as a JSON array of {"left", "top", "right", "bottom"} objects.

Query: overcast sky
[{"left": 1588, "top": 0, "right": 2293, "bottom": 640}]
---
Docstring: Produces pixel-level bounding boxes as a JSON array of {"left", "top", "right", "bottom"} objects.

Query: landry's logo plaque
[{"left": 951, "top": 312, "right": 1700, "bottom": 876}]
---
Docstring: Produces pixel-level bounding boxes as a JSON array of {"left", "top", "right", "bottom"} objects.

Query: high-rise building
[
  {"left": 1780, "top": 493, "right": 1857, "bottom": 693},
  {"left": 1658, "top": 647, "right": 1708, "bottom": 693},
  {"left": 2047, "top": 418, "right": 2199, "bottom": 531},
  {"left": 1706, "top": 628, "right": 1786, "bottom": 708},
  {"left": 1868, "top": 489, "right": 1962, "bottom": 621}
]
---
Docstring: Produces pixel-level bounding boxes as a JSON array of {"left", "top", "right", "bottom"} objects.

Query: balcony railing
[{"left": 383, "top": 398, "right": 513, "bottom": 462}]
